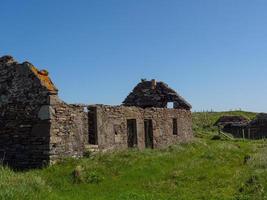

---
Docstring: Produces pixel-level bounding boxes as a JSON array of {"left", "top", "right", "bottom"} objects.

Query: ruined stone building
[
  {"left": 0, "top": 56, "right": 193, "bottom": 169},
  {"left": 88, "top": 80, "right": 193, "bottom": 150},
  {"left": 215, "top": 114, "right": 267, "bottom": 139},
  {"left": 0, "top": 56, "right": 88, "bottom": 169},
  {"left": 246, "top": 113, "right": 267, "bottom": 139},
  {"left": 214, "top": 115, "right": 249, "bottom": 138}
]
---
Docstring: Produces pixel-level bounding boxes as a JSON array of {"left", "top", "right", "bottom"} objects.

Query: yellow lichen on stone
[{"left": 30, "top": 66, "right": 57, "bottom": 93}]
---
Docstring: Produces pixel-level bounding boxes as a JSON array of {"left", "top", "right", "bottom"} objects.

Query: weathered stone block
[{"left": 38, "top": 105, "right": 55, "bottom": 120}]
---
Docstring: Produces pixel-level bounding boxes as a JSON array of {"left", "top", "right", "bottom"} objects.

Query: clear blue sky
[{"left": 1, "top": 0, "right": 267, "bottom": 112}]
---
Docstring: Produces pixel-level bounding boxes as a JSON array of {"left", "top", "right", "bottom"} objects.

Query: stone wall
[
  {"left": 0, "top": 56, "right": 54, "bottom": 169},
  {"left": 0, "top": 56, "right": 88, "bottom": 169},
  {"left": 89, "top": 105, "right": 192, "bottom": 150},
  {"left": 49, "top": 98, "right": 88, "bottom": 163}
]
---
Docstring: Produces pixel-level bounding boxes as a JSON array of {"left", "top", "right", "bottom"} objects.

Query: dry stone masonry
[
  {"left": 0, "top": 55, "right": 193, "bottom": 169},
  {"left": 0, "top": 56, "right": 88, "bottom": 169},
  {"left": 88, "top": 105, "right": 192, "bottom": 151}
]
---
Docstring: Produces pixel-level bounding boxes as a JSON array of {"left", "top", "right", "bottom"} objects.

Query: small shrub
[
  {"left": 243, "top": 155, "right": 251, "bottom": 165},
  {"left": 85, "top": 171, "right": 104, "bottom": 184},
  {"left": 236, "top": 175, "right": 264, "bottom": 199},
  {"left": 169, "top": 170, "right": 183, "bottom": 180},
  {"left": 72, "top": 165, "right": 84, "bottom": 184},
  {"left": 200, "top": 151, "right": 216, "bottom": 160},
  {"left": 72, "top": 166, "right": 104, "bottom": 184},
  {"left": 211, "top": 135, "right": 221, "bottom": 140},
  {"left": 83, "top": 150, "right": 92, "bottom": 158}
]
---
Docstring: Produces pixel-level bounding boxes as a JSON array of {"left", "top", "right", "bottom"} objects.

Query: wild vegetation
[{"left": 1, "top": 111, "right": 267, "bottom": 200}]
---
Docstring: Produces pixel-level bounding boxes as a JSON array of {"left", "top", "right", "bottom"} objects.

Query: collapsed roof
[{"left": 123, "top": 79, "right": 192, "bottom": 110}]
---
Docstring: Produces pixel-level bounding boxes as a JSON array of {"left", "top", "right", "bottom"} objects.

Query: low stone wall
[{"left": 90, "top": 105, "right": 192, "bottom": 150}]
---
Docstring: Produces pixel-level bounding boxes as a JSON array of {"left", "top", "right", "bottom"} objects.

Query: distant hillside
[{"left": 192, "top": 111, "right": 257, "bottom": 137}]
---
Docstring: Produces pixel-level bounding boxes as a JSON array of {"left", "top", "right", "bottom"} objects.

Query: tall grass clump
[{"left": 0, "top": 166, "right": 52, "bottom": 200}]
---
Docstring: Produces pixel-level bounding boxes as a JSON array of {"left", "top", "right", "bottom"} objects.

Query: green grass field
[{"left": 1, "top": 111, "right": 267, "bottom": 200}]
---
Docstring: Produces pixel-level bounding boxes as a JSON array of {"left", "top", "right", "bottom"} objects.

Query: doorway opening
[
  {"left": 127, "top": 119, "right": 138, "bottom": 148},
  {"left": 88, "top": 107, "right": 98, "bottom": 145},
  {"left": 144, "top": 119, "right": 153, "bottom": 148},
  {"left": 173, "top": 118, "right": 178, "bottom": 135}
]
